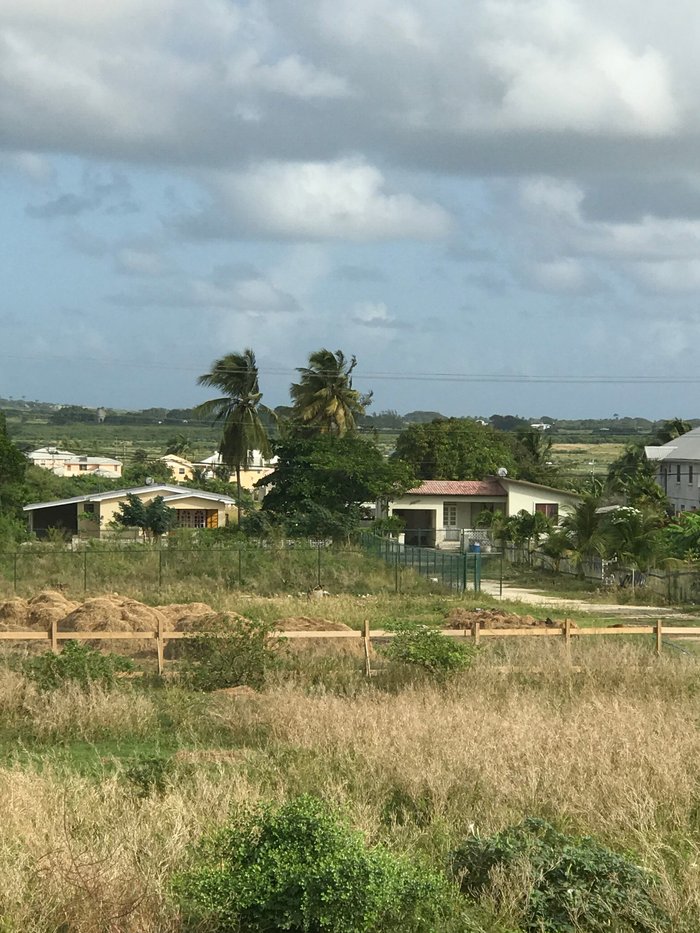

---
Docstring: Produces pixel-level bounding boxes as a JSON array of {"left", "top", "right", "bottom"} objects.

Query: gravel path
[{"left": 479, "top": 580, "right": 698, "bottom": 620}]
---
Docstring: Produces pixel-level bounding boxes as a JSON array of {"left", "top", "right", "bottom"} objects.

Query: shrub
[
  {"left": 179, "top": 613, "right": 279, "bottom": 692},
  {"left": 379, "top": 622, "right": 475, "bottom": 678},
  {"left": 173, "top": 795, "right": 458, "bottom": 933},
  {"left": 124, "top": 754, "right": 173, "bottom": 798},
  {"left": 22, "top": 642, "right": 134, "bottom": 691},
  {"left": 450, "top": 817, "right": 670, "bottom": 933}
]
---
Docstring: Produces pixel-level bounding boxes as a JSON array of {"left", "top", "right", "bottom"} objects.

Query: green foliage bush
[
  {"left": 379, "top": 622, "right": 475, "bottom": 677},
  {"left": 124, "top": 754, "right": 173, "bottom": 798},
  {"left": 451, "top": 817, "right": 669, "bottom": 933},
  {"left": 22, "top": 641, "right": 134, "bottom": 691},
  {"left": 179, "top": 613, "right": 279, "bottom": 692},
  {"left": 173, "top": 795, "right": 459, "bottom": 933}
]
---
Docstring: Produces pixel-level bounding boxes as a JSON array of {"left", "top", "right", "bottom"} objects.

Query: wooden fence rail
[{"left": 0, "top": 618, "right": 696, "bottom": 675}]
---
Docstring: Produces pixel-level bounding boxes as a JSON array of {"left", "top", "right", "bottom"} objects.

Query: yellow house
[
  {"left": 159, "top": 454, "right": 195, "bottom": 482},
  {"left": 24, "top": 484, "right": 237, "bottom": 539}
]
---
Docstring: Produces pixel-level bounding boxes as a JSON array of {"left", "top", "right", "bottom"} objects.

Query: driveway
[{"left": 479, "top": 579, "right": 698, "bottom": 620}]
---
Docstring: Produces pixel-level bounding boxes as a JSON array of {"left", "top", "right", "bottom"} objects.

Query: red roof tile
[{"left": 406, "top": 480, "right": 506, "bottom": 496}]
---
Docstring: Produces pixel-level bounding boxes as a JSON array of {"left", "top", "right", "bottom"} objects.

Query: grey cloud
[{"left": 26, "top": 168, "right": 138, "bottom": 219}]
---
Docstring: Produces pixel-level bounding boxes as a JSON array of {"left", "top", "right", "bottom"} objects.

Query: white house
[
  {"left": 645, "top": 428, "right": 700, "bottom": 512},
  {"left": 380, "top": 477, "right": 581, "bottom": 548},
  {"left": 27, "top": 447, "right": 122, "bottom": 478}
]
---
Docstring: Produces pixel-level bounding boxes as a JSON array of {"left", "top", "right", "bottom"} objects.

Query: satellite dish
[
  {"left": 145, "top": 476, "right": 154, "bottom": 485},
  {"left": 497, "top": 467, "right": 508, "bottom": 477}
]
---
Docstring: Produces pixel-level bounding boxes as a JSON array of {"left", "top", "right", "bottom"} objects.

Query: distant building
[
  {"left": 645, "top": 428, "right": 700, "bottom": 512},
  {"left": 159, "top": 454, "right": 195, "bottom": 481},
  {"left": 24, "top": 483, "right": 237, "bottom": 539},
  {"left": 195, "top": 450, "right": 276, "bottom": 490},
  {"left": 27, "top": 447, "right": 122, "bottom": 479}
]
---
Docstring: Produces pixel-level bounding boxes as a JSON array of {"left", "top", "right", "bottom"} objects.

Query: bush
[
  {"left": 379, "top": 622, "right": 475, "bottom": 678},
  {"left": 174, "top": 795, "right": 459, "bottom": 933},
  {"left": 179, "top": 613, "right": 279, "bottom": 692},
  {"left": 450, "top": 818, "right": 669, "bottom": 932},
  {"left": 22, "top": 642, "right": 134, "bottom": 691},
  {"left": 124, "top": 754, "right": 173, "bottom": 798}
]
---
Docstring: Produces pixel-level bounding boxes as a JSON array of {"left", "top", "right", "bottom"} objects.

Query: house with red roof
[{"left": 380, "top": 477, "right": 581, "bottom": 548}]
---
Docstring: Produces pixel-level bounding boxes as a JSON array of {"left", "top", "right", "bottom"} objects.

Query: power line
[{"left": 3, "top": 351, "right": 700, "bottom": 385}]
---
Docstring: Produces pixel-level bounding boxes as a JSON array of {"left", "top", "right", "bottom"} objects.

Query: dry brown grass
[{"left": 2, "top": 637, "right": 700, "bottom": 929}]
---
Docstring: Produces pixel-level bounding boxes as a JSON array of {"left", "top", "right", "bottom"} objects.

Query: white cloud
[
  {"left": 352, "top": 301, "right": 397, "bottom": 326},
  {"left": 115, "top": 248, "right": 165, "bottom": 277},
  {"left": 206, "top": 158, "right": 452, "bottom": 240}
]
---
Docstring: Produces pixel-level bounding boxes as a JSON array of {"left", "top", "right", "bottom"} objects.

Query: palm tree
[
  {"left": 165, "top": 433, "right": 193, "bottom": 459},
  {"left": 290, "top": 349, "right": 371, "bottom": 436},
  {"left": 561, "top": 495, "right": 607, "bottom": 578},
  {"left": 196, "top": 349, "right": 275, "bottom": 524}
]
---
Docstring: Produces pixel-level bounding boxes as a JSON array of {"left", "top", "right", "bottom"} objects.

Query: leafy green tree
[
  {"left": 0, "top": 412, "right": 27, "bottom": 516},
  {"left": 115, "top": 493, "right": 176, "bottom": 539},
  {"left": 122, "top": 459, "right": 173, "bottom": 487},
  {"left": 539, "top": 528, "right": 571, "bottom": 573},
  {"left": 511, "top": 427, "right": 561, "bottom": 485},
  {"left": 393, "top": 418, "right": 516, "bottom": 480},
  {"left": 290, "top": 348, "right": 370, "bottom": 436},
  {"left": 653, "top": 417, "right": 692, "bottom": 445},
  {"left": 660, "top": 511, "right": 700, "bottom": 560},
  {"left": 258, "top": 435, "right": 414, "bottom": 539},
  {"left": 197, "top": 348, "right": 274, "bottom": 524}
]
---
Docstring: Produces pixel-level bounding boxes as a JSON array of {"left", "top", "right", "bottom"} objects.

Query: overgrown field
[{"left": 1, "top": 590, "right": 700, "bottom": 932}]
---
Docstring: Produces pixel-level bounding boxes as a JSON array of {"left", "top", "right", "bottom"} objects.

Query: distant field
[{"left": 551, "top": 442, "right": 625, "bottom": 479}]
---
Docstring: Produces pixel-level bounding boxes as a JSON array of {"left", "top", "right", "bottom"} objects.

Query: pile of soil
[
  {"left": 0, "top": 591, "right": 355, "bottom": 641},
  {"left": 445, "top": 607, "right": 575, "bottom": 630},
  {"left": 274, "top": 616, "right": 352, "bottom": 632}
]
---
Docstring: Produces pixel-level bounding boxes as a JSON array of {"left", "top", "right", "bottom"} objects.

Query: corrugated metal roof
[
  {"left": 646, "top": 427, "right": 700, "bottom": 461},
  {"left": 24, "top": 484, "right": 236, "bottom": 511},
  {"left": 406, "top": 480, "right": 506, "bottom": 496}
]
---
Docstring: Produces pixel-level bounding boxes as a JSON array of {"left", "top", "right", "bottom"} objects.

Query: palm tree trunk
[{"left": 236, "top": 465, "right": 242, "bottom": 526}]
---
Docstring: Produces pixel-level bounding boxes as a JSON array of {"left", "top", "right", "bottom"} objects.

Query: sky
[{"left": 2, "top": 0, "right": 700, "bottom": 419}]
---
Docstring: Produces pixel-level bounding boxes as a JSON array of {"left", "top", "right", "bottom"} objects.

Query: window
[
  {"left": 178, "top": 467, "right": 185, "bottom": 475},
  {"left": 79, "top": 463, "right": 88, "bottom": 471},
  {"left": 443, "top": 503, "right": 457, "bottom": 527},
  {"left": 677, "top": 464, "right": 682, "bottom": 483},
  {"left": 83, "top": 503, "right": 95, "bottom": 515},
  {"left": 535, "top": 503, "right": 559, "bottom": 521},
  {"left": 690, "top": 465, "right": 694, "bottom": 485}
]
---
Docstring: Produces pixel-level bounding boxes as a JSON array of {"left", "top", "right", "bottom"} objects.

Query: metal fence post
[
  {"left": 83, "top": 548, "right": 88, "bottom": 594},
  {"left": 317, "top": 546, "right": 322, "bottom": 589},
  {"left": 462, "top": 551, "right": 468, "bottom": 593}
]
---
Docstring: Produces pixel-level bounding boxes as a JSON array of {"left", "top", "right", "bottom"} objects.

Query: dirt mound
[
  {"left": 27, "top": 591, "right": 79, "bottom": 631},
  {"left": 275, "top": 616, "right": 352, "bottom": 632},
  {"left": 0, "top": 598, "right": 29, "bottom": 631},
  {"left": 62, "top": 596, "right": 165, "bottom": 633},
  {"left": 158, "top": 603, "right": 213, "bottom": 630},
  {"left": 445, "top": 607, "right": 574, "bottom": 630}
]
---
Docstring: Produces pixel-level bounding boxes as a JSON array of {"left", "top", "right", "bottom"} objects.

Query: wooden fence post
[
  {"left": 157, "top": 615, "right": 165, "bottom": 676},
  {"left": 472, "top": 621, "right": 480, "bottom": 646},
  {"left": 655, "top": 619, "right": 662, "bottom": 657},
  {"left": 563, "top": 618, "right": 571, "bottom": 659},
  {"left": 50, "top": 616, "right": 58, "bottom": 653},
  {"left": 363, "top": 618, "right": 371, "bottom": 678}
]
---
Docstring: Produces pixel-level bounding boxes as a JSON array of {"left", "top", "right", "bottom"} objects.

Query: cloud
[
  {"left": 335, "top": 264, "right": 386, "bottom": 281},
  {"left": 25, "top": 168, "right": 137, "bottom": 218},
  {"left": 351, "top": 300, "right": 401, "bottom": 328},
  {"left": 115, "top": 248, "right": 166, "bottom": 277},
  {"left": 180, "top": 158, "right": 452, "bottom": 240},
  {"left": 110, "top": 264, "right": 302, "bottom": 316}
]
